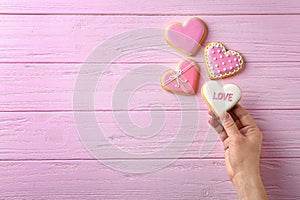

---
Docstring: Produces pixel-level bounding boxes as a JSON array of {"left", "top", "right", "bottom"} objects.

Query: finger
[
  {"left": 219, "top": 130, "right": 228, "bottom": 142},
  {"left": 231, "top": 104, "right": 256, "bottom": 128},
  {"left": 208, "top": 118, "right": 224, "bottom": 133},
  {"left": 208, "top": 118, "right": 228, "bottom": 141},
  {"left": 220, "top": 112, "right": 241, "bottom": 138},
  {"left": 208, "top": 109, "right": 219, "bottom": 120},
  {"left": 223, "top": 137, "right": 230, "bottom": 150},
  {"left": 228, "top": 110, "right": 243, "bottom": 129},
  {"left": 239, "top": 126, "right": 259, "bottom": 136},
  {"left": 239, "top": 126, "right": 248, "bottom": 135},
  {"left": 208, "top": 117, "right": 220, "bottom": 128}
]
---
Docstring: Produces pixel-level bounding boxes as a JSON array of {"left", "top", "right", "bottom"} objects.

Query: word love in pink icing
[
  {"left": 164, "top": 17, "right": 207, "bottom": 56},
  {"left": 213, "top": 92, "right": 233, "bottom": 102},
  {"left": 160, "top": 59, "right": 199, "bottom": 95},
  {"left": 204, "top": 42, "right": 244, "bottom": 80}
]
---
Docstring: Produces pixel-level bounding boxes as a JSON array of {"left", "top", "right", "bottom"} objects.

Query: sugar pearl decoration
[
  {"left": 236, "top": 64, "right": 239, "bottom": 67},
  {"left": 217, "top": 70, "right": 221, "bottom": 73},
  {"left": 217, "top": 50, "right": 221, "bottom": 53},
  {"left": 222, "top": 62, "right": 225, "bottom": 65},
  {"left": 223, "top": 68, "right": 226, "bottom": 71},
  {"left": 215, "top": 64, "right": 219, "bottom": 68},
  {"left": 230, "top": 66, "right": 233, "bottom": 70},
  {"left": 212, "top": 51, "right": 215, "bottom": 54},
  {"left": 234, "top": 58, "right": 237, "bottom": 61},
  {"left": 228, "top": 60, "right": 232, "bottom": 63},
  {"left": 213, "top": 57, "right": 217, "bottom": 61},
  {"left": 220, "top": 55, "right": 223, "bottom": 58}
]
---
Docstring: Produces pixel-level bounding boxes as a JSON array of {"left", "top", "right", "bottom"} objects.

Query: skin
[{"left": 208, "top": 104, "right": 268, "bottom": 200}]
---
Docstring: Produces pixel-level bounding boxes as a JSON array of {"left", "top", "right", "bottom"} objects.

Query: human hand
[{"left": 208, "top": 104, "right": 268, "bottom": 200}]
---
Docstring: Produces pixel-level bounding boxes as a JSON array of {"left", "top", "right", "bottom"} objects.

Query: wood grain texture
[
  {"left": 1, "top": 0, "right": 300, "bottom": 199},
  {"left": 0, "top": 0, "right": 299, "bottom": 15},
  {"left": 0, "top": 15, "right": 299, "bottom": 63},
  {"left": 0, "top": 159, "right": 299, "bottom": 200},
  {"left": 0, "top": 63, "right": 299, "bottom": 111},
  {"left": 0, "top": 110, "right": 299, "bottom": 160}
]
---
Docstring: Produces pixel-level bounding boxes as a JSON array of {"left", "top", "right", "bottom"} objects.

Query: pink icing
[
  {"left": 205, "top": 42, "right": 243, "bottom": 78},
  {"left": 213, "top": 92, "right": 233, "bottom": 102},
  {"left": 165, "top": 17, "right": 206, "bottom": 55},
  {"left": 161, "top": 60, "right": 199, "bottom": 94}
]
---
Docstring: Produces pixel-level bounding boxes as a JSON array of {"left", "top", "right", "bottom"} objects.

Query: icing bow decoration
[
  {"left": 160, "top": 59, "right": 200, "bottom": 95},
  {"left": 164, "top": 68, "right": 188, "bottom": 92}
]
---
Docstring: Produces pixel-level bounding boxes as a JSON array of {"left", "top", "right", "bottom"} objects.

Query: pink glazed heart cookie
[
  {"left": 201, "top": 81, "right": 242, "bottom": 117},
  {"left": 204, "top": 42, "right": 244, "bottom": 79},
  {"left": 160, "top": 59, "right": 199, "bottom": 95},
  {"left": 164, "top": 17, "right": 207, "bottom": 56}
]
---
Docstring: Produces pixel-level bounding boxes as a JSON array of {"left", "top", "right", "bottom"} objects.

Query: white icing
[
  {"left": 212, "top": 51, "right": 215, "bottom": 54},
  {"left": 236, "top": 64, "right": 239, "bottom": 67},
  {"left": 217, "top": 50, "right": 221, "bottom": 53},
  {"left": 223, "top": 68, "right": 226, "bottom": 71},
  {"left": 230, "top": 66, "right": 233, "bottom": 70},
  {"left": 220, "top": 55, "right": 223, "bottom": 58},
  {"left": 213, "top": 57, "right": 217, "bottom": 61},
  {"left": 201, "top": 81, "right": 241, "bottom": 116},
  {"left": 222, "top": 62, "right": 225, "bottom": 65},
  {"left": 234, "top": 58, "right": 237, "bottom": 61},
  {"left": 228, "top": 60, "right": 232, "bottom": 63},
  {"left": 215, "top": 64, "right": 219, "bottom": 67}
]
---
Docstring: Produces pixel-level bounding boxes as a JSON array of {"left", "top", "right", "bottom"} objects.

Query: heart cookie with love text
[
  {"left": 201, "top": 81, "right": 241, "bottom": 116},
  {"left": 164, "top": 17, "right": 207, "bottom": 56},
  {"left": 160, "top": 59, "right": 199, "bottom": 95},
  {"left": 204, "top": 42, "right": 244, "bottom": 79}
]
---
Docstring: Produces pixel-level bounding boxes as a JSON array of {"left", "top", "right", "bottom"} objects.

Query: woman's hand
[{"left": 208, "top": 104, "right": 268, "bottom": 200}]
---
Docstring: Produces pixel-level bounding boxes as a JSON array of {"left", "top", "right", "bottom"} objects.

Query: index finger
[{"left": 231, "top": 104, "right": 256, "bottom": 128}]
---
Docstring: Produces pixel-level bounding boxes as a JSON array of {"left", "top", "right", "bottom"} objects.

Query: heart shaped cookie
[
  {"left": 201, "top": 81, "right": 241, "bottom": 116},
  {"left": 160, "top": 59, "right": 199, "bottom": 95},
  {"left": 204, "top": 42, "right": 244, "bottom": 80},
  {"left": 164, "top": 17, "right": 207, "bottom": 56}
]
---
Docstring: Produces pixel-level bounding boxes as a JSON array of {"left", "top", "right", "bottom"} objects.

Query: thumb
[{"left": 220, "top": 112, "right": 241, "bottom": 138}]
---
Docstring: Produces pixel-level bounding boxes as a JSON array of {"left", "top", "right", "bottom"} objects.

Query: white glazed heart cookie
[{"left": 201, "top": 81, "right": 241, "bottom": 116}]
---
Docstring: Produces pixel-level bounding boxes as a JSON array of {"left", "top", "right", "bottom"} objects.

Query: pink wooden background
[{"left": 1, "top": 0, "right": 300, "bottom": 199}]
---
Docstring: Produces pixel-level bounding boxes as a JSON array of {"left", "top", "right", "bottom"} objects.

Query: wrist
[{"left": 232, "top": 171, "right": 268, "bottom": 200}]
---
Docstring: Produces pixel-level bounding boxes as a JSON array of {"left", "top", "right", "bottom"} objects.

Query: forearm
[{"left": 232, "top": 172, "right": 268, "bottom": 200}]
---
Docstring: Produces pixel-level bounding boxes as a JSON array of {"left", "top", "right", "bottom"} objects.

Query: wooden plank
[
  {"left": 0, "top": 159, "right": 299, "bottom": 199},
  {"left": 0, "top": 15, "right": 299, "bottom": 63},
  {"left": 0, "top": 0, "right": 299, "bottom": 15},
  {"left": 0, "top": 62, "right": 299, "bottom": 111},
  {"left": 0, "top": 110, "right": 299, "bottom": 160}
]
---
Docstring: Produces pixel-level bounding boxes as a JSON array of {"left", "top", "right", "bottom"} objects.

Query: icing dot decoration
[{"left": 204, "top": 42, "right": 244, "bottom": 79}]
